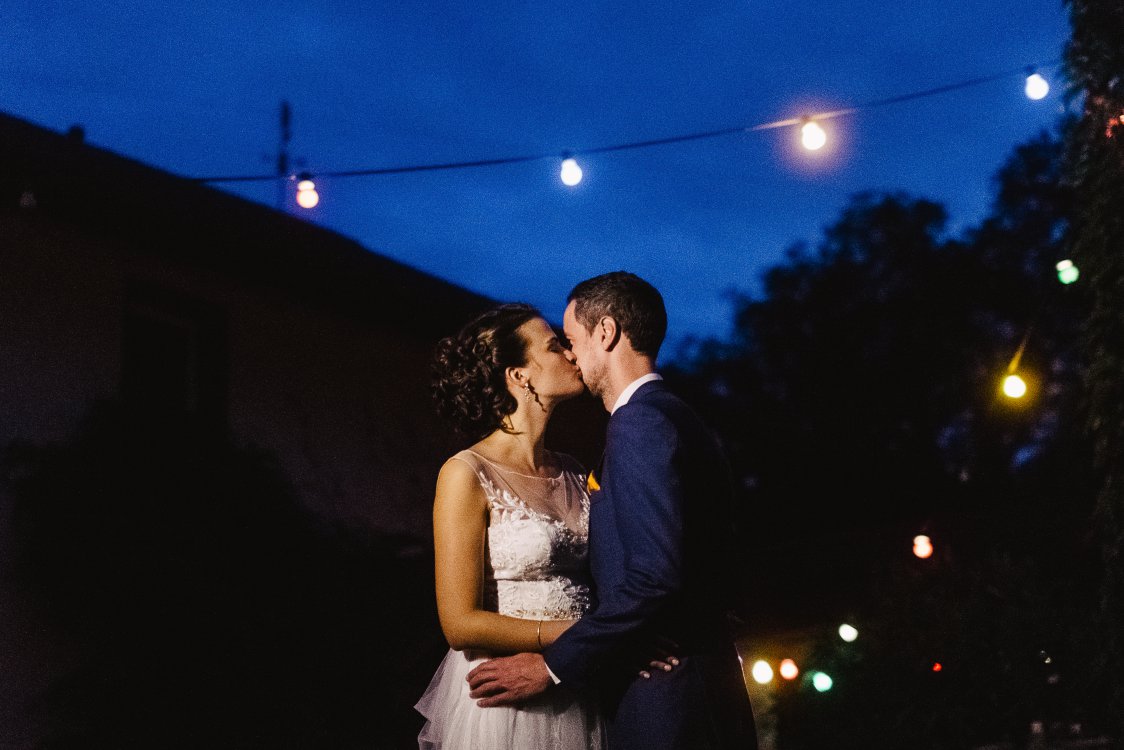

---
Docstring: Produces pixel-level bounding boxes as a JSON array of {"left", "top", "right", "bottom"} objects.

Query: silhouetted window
[{"left": 122, "top": 283, "right": 226, "bottom": 425}]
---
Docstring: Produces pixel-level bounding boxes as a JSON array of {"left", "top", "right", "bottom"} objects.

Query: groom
[{"left": 466, "top": 272, "right": 757, "bottom": 749}]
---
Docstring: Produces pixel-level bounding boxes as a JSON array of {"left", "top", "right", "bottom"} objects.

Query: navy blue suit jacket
[{"left": 544, "top": 380, "right": 757, "bottom": 749}]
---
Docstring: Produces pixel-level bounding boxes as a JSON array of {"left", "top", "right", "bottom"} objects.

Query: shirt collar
[{"left": 611, "top": 373, "right": 663, "bottom": 414}]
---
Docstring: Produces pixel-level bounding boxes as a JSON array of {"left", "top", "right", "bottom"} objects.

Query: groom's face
[{"left": 563, "top": 300, "right": 607, "bottom": 398}]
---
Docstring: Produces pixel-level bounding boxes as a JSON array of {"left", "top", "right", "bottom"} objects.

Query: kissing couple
[{"left": 416, "top": 272, "right": 758, "bottom": 749}]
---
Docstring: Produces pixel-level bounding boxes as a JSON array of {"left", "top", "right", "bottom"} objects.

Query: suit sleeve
[{"left": 543, "top": 403, "right": 683, "bottom": 690}]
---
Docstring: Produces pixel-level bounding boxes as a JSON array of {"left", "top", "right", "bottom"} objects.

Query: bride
[{"left": 416, "top": 303, "right": 604, "bottom": 749}]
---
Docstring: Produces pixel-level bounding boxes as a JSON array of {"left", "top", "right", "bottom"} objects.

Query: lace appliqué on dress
[{"left": 460, "top": 451, "right": 592, "bottom": 622}]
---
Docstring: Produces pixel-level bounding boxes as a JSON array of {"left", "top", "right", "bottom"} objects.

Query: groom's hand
[{"left": 466, "top": 652, "right": 551, "bottom": 707}]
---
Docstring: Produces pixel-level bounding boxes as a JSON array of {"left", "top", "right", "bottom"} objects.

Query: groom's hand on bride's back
[{"left": 466, "top": 652, "right": 551, "bottom": 707}]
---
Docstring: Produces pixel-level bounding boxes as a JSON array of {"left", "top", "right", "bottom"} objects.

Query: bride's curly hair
[{"left": 432, "top": 303, "right": 541, "bottom": 440}]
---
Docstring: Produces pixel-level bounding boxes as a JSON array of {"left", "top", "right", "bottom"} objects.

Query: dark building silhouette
[{"left": 0, "top": 111, "right": 610, "bottom": 746}]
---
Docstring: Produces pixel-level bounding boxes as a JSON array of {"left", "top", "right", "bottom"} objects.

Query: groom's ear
[{"left": 597, "top": 316, "right": 622, "bottom": 351}]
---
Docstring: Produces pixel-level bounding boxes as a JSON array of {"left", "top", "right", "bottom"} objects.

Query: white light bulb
[
  {"left": 838, "top": 624, "right": 859, "bottom": 642},
  {"left": 801, "top": 121, "right": 827, "bottom": 151},
  {"left": 1025, "top": 73, "right": 1049, "bottom": 101},
  {"left": 296, "top": 186, "right": 319, "bottom": 209},
  {"left": 750, "top": 660, "right": 774, "bottom": 685},
  {"left": 560, "top": 157, "right": 583, "bottom": 186}
]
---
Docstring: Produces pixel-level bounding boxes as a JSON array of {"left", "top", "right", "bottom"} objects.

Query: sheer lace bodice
[{"left": 452, "top": 449, "right": 591, "bottom": 621}]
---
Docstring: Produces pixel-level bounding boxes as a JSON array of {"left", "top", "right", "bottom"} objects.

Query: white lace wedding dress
[{"left": 416, "top": 449, "right": 605, "bottom": 750}]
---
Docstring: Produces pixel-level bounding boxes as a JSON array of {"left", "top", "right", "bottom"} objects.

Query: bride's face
[{"left": 514, "top": 317, "right": 584, "bottom": 401}]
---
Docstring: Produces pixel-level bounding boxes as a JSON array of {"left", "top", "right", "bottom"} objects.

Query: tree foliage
[
  {"left": 1064, "top": 0, "right": 1124, "bottom": 734},
  {"left": 670, "top": 127, "right": 1105, "bottom": 746}
]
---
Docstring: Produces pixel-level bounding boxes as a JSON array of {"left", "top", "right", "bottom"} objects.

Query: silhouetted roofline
[{"left": 1, "top": 110, "right": 494, "bottom": 339}]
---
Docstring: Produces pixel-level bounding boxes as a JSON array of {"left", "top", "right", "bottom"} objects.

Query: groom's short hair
[{"left": 568, "top": 271, "right": 667, "bottom": 358}]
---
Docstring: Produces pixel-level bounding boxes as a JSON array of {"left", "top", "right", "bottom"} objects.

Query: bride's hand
[{"left": 639, "top": 635, "right": 681, "bottom": 679}]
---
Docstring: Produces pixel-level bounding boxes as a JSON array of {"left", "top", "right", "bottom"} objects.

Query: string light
[
  {"left": 560, "top": 157, "right": 583, "bottom": 186},
  {"left": 192, "top": 59, "right": 1061, "bottom": 190},
  {"left": 811, "top": 672, "right": 834, "bottom": 692},
  {"left": 913, "top": 534, "right": 934, "bottom": 559},
  {"left": 751, "top": 660, "right": 774, "bottom": 684},
  {"left": 1056, "top": 259, "right": 1079, "bottom": 284},
  {"left": 1003, "top": 374, "right": 1028, "bottom": 399},
  {"left": 779, "top": 659, "right": 800, "bottom": 680},
  {"left": 800, "top": 121, "right": 827, "bottom": 151},
  {"left": 838, "top": 624, "right": 859, "bottom": 642},
  {"left": 1025, "top": 71, "right": 1050, "bottom": 101},
  {"left": 295, "top": 174, "right": 319, "bottom": 209}
]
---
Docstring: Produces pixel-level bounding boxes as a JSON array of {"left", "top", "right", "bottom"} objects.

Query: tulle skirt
[{"left": 416, "top": 649, "right": 604, "bottom": 750}]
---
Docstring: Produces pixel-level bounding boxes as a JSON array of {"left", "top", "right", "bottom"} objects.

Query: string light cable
[{"left": 190, "top": 59, "right": 1062, "bottom": 188}]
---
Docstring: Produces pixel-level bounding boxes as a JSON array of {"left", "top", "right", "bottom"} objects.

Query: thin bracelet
[{"left": 536, "top": 619, "right": 543, "bottom": 649}]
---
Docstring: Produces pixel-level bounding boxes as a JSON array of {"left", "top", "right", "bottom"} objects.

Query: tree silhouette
[
  {"left": 1064, "top": 0, "right": 1124, "bottom": 735},
  {"left": 670, "top": 128, "right": 1104, "bottom": 746}
]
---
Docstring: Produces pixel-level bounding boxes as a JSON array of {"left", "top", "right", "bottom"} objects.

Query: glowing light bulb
[
  {"left": 295, "top": 176, "right": 319, "bottom": 209},
  {"left": 560, "top": 157, "right": 583, "bottom": 186},
  {"left": 1056, "top": 259, "right": 1079, "bottom": 285},
  {"left": 1003, "top": 374, "right": 1028, "bottom": 399},
  {"left": 838, "top": 624, "right": 858, "bottom": 642},
  {"left": 779, "top": 659, "right": 799, "bottom": 680},
  {"left": 811, "top": 672, "right": 833, "bottom": 692},
  {"left": 800, "top": 121, "right": 827, "bottom": 151},
  {"left": 1025, "top": 72, "right": 1049, "bottom": 101},
  {"left": 751, "top": 660, "right": 774, "bottom": 685},
  {"left": 913, "top": 534, "right": 933, "bottom": 559}
]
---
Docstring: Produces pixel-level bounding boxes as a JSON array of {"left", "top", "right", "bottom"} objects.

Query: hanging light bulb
[
  {"left": 800, "top": 120, "right": 827, "bottom": 151},
  {"left": 838, "top": 624, "right": 859, "bottom": 642},
  {"left": 560, "top": 157, "right": 583, "bottom": 186},
  {"left": 1025, "top": 71, "right": 1050, "bottom": 101},
  {"left": 1003, "top": 374, "right": 1028, "bottom": 399},
  {"left": 295, "top": 175, "right": 319, "bottom": 209}
]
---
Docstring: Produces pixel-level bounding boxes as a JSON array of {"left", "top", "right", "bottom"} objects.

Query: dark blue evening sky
[{"left": 3, "top": 1, "right": 1070, "bottom": 352}]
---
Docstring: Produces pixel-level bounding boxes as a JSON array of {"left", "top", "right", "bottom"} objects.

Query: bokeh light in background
[
  {"left": 913, "top": 534, "right": 934, "bottom": 559},
  {"left": 1003, "top": 374, "right": 1028, "bottom": 399},
  {"left": 1056, "top": 259, "right": 1079, "bottom": 284},
  {"left": 751, "top": 660, "right": 774, "bottom": 685}
]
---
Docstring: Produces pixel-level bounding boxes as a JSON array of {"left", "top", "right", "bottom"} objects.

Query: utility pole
[{"left": 276, "top": 100, "right": 291, "bottom": 211}]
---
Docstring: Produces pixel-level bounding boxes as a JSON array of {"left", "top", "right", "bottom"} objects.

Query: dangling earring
[{"left": 524, "top": 382, "right": 547, "bottom": 413}]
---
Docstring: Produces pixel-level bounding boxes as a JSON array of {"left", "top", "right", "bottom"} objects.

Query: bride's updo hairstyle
[{"left": 432, "top": 303, "right": 542, "bottom": 440}]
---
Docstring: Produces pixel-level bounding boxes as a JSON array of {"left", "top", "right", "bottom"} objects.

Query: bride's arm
[{"left": 433, "top": 457, "right": 575, "bottom": 653}]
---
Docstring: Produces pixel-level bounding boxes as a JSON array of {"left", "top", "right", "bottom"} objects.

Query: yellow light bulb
[{"left": 1003, "top": 374, "right": 1028, "bottom": 399}]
